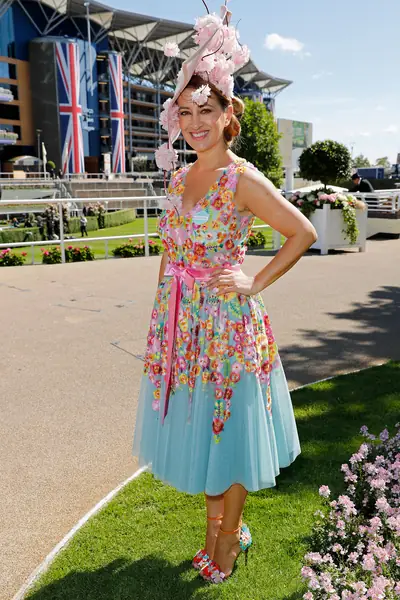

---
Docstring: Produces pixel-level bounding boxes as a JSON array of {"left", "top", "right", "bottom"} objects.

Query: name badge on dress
[{"left": 192, "top": 210, "right": 209, "bottom": 225}]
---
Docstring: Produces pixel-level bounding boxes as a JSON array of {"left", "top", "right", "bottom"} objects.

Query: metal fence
[
  {"left": 0, "top": 196, "right": 281, "bottom": 265},
  {"left": 351, "top": 190, "right": 400, "bottom": 213}
]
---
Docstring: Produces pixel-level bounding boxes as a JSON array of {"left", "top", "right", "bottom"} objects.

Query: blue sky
[{"left": 112, "top": 0, "right": 399, "bottom": 163}]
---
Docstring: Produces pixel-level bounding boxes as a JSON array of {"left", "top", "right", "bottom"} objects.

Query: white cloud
[
  {"left": 384, "top": 124, "right": 398, "bottom": 134},
  {"left": 359, "top": 132, "right": 371, "bottom": 137},
  {"left": 264, "top": 33, "right": 306, "bottom": 54},
  {"left": 312, "top": 70, "right": 333, "bottom": 80},
  {"left": 375, "top": 105, "right": 386, "bottom": 112}
]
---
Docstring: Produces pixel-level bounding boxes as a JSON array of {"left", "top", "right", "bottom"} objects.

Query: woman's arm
[
  {"left": 158, "top": 250, "right": 169, "bottom": 284},
  {"left": 208, "top": 169, "right": 317, "bottom": 295}
]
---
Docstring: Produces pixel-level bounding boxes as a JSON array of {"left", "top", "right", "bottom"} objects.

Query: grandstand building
[{"left": 0, "top": 0, "right": 292, "bottom": 174}]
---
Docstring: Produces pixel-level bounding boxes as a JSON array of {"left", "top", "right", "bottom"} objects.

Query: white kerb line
[{"left": 12, "top": 465, "right": 149, "bottom": 600}]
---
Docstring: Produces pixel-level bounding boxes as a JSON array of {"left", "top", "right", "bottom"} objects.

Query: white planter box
[{"left": 309, "top": 203, "right": 368, "bottom": 255}]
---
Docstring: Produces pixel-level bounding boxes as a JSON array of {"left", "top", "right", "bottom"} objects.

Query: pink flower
[
  {"left": 155, "top": 144, "right": 178, "bottom": 172},
  {"left": 232, "top": 44, "right": 250, "bottom": 67},
  {"left": 379, "top": 428, "right": 389, "bottom": 441},
  {"left": 163, "top": 42, "right": 180, "bottom": 57},
  {"left": 217, "top": 75, "right": 234, "bottom": 99},
  {"left": 21, "top": 251, "right": 27, "bottom": 256},
  {"left": 194, "top": 13, "right": 223, "bottom": 48},
  {"left": 370, "top": 478, "right": 386, "bottom": 490},
  {"left": 375, "top": 497, "right": 390, "bottom": 513},
  {"left": 191, "top": 84, "right": 211, "bottom": 105},
  {"left": 301, "top": 566, "right": 315, "bottom": 578},
  {"left": 195, "top": 53, "right": 215, "bottom": 75},
  {"left": 303, "top": 593, "right": 314, "bottom": 600},
  {"left": 159, "top": 98, "right": 179, "bottom": 132},
  {"left": 362, "top": 554, "right": 376, "bottom": 571},
  {"left": 319, "top": 485, "right": 331, "bottom": 498}
]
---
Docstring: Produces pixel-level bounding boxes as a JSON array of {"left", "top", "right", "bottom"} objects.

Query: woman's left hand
[{"left": 206, "top": 268, "right": 262, "bottom": 297}]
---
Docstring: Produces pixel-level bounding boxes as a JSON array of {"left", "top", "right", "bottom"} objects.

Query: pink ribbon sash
[{"left": 162, "top": 262, "right": 241, "bottom": 424}]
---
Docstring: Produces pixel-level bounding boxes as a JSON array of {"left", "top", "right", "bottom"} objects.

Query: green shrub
[
  {"left": 0, "top": 227, "right": 42, "bottom": 244},
  {"left": 68, "top": 209, "right": 135, "bottom": 234},
  {"left": 68, "top": 216, "right": 98, "bottom": 234},
  {"left": 247, "top": 230, "right": 267, "bottom": 247},
  {"left": 65, "top": 245, "right": 94, "bottom": 262},
  {"left": 0, "top": 248, "right": 26, "bottom": 266},
  {"left": 112, "top": 238, "right": 160, "bottom": 258},
  {"left": 41, "top": 247, "right": 62, "bottom": 264}
]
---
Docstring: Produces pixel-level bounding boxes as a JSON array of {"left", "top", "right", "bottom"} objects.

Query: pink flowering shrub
[
  {"left": 112, "top": 239, "right": 161, "bottom": 258},
  {"left": 41, "top": 246, "right": 62, "bottom": 264},
  {"left": 301, "top": 425, "right": 400, "bottom": 600},
  {"left": 0, "top": 247, "right": 26, "bottom": 266},
  {"left": 65, "top": 245, "right": 94, "bottom": 262}
]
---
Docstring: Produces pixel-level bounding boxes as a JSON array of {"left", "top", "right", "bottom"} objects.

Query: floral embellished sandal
[
  {"left": 192, "top": 514, "right": 223, "bottom": 571},
  {"left": 199, "top": 523, "right": 252, "bottom": 584}
]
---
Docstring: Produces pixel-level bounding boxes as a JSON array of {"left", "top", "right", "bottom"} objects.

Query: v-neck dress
[{"left": 132, "top": 158, "right": 300, "bottom": 495}]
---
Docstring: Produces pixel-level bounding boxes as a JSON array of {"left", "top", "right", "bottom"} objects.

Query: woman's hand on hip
[{"left": 206, "top": 268, "right": 262, "bottom": 296}]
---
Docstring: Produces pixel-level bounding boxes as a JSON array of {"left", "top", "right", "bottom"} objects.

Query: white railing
[
  {"left": 0, "top": 196, "right": 281, "bottom": 265},
  {"left": 0, "top": 196, "right": 162, "bottom": 264},
  {"left": 352, "top": 190, "right": 400, "bottom": 213}
]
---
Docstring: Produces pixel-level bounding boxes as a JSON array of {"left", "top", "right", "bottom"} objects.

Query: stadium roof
[{"left": 17, "top": 0, "right": 292, "bottom": 95}]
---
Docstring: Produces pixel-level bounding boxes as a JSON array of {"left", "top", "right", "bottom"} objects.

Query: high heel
[
  {"left": 192, "top": 514, "right": 223, "bottom": 571},
  {"left": 199, "top": 523, "right": 253, "bottom": 583}
]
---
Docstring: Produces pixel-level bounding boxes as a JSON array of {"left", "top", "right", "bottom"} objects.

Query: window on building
[
  {"left": 0, "top": 62, "right": 17, "bottom": 79},
  {"left": 0, "top": 8, "right": 16, "bottom": 58},
  {"left": 0, "top": 123, "right": 21, "bottom": 136},
  {"left": 0, "top": 103, "right": 20, "bottom": 120},
  {"left": 0, "top": 83, "right": 18, "bottom": 99}
]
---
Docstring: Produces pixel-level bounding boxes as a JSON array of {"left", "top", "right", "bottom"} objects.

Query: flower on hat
[
  {"left": 194, "top": 13, "right": 223, "bottom": 48},
  {"left": 164, "top": 42, "right": 180, "bottom": 57},
  {"left": 217, "top": 76, "right": 234, "bottom": 99},
  {"left": 232, "top": 44, "right": 250, "bottom": 68},
  {"left": 191, "top": 84, "right": 211, "bottom": 105},
  {"left": 195, "top": 53, "right": 216, "bottom": 75},
  {"left": 155, "top": 143, "right": 178, "bottom": 172},
  {"left": 159, "top": 98, "right": 179, "bottom": 132}
]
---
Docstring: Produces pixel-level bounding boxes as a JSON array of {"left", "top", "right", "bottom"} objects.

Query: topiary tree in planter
[{"left": 299, "top": 140, "right": 351, "bottom": 190}]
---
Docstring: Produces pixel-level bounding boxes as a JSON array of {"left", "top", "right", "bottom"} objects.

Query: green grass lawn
[
  {"left": 26, "top": 362, "right": 400, "bottom": 600},
  {"left": 10, "top": 218, "right": 276, "bottom": 264}
]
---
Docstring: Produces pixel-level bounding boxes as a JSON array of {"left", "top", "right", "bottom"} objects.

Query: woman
[{"left": 133, "top": 5, "right": 317, "bottom": 584}]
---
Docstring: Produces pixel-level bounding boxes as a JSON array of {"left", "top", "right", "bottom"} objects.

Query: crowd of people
[{"left": 9, "top": 202, "right": 106, "bottom": 240}]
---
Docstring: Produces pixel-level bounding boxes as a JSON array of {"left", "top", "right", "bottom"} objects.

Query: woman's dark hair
[{"left": 184, "top": 74, "right": 244, "bottom": 146}]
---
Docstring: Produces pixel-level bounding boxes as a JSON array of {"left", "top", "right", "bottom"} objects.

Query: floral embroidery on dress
[{"left": 143, "top": 159, "right": 280, "bottom": 443}]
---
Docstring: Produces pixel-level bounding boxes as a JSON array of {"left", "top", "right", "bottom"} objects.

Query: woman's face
[{"left": 177, "top": 88, "right": 233, "bottom": 153}]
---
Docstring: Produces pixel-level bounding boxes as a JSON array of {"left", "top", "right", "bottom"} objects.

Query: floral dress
[{"left": 132, "top": 158, "right": 300, "bottom": 496}]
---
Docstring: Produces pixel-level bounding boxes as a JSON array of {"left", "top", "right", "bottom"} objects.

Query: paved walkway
[{"left": 1, "top": 239, "right": 400, "bottom": 599}]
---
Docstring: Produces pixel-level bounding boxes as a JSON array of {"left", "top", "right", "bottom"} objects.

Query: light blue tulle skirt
[{"left": 132, "top": 362, "right": 300, "bottom": 496}]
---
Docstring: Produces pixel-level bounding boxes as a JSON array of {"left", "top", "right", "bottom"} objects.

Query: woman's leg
[
  {"left": 204, "top": 493, "right": 224, "bottom": 558},
  {"left": 212, "top": 483, "right": 248, "bottom": 575}
]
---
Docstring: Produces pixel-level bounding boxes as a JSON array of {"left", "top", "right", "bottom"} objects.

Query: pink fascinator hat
[{"left": 155, "top": 0, "right": 250, "bottom": 172}]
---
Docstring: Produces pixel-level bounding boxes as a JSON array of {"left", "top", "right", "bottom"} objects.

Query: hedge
[{"left": 0, "top": 209, "right": 136, "bottom": 243}]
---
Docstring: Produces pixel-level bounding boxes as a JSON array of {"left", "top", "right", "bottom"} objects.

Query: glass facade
[
  {"left": 0, "top": 62, "right": 17, "bottom": 80},
  {"left": 0, "top": 8, "right": 16, "bottom": 58}
]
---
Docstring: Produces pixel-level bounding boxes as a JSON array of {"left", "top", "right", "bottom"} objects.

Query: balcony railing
[
  {"left": 0, "top": 129, "right": 18, "bottom": 144},
  {"left": 0, "top": 87, "right": 13, "bottom": 102}
]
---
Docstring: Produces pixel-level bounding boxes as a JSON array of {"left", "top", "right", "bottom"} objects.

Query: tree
[
  {"left": 239, "top": 98, "right": 283, "bottom": 188},
  {"left": 299, "top": 140, "right": 352, "bottom": 189},
  {"left": 375, "top": 156, "right": 391, "bottom": 169},
  {"left": 353, "top": 154, "right": 371, "bottom": 168}
]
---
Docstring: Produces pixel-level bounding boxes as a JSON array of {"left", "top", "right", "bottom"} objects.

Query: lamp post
[{"left": 36, "top": 128, "right": 42, "bottom": 177}]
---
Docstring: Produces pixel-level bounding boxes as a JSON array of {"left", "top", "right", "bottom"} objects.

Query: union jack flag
[
  {"left": 56, "top": 41, "right": 85, "bottom": 174},
  {"left": 109, "top": 53, "right": 126, "bottom": 173}
]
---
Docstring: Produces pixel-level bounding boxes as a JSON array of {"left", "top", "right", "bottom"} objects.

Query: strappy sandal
[
  {"left": 192, "top": 514, "right": 223, "bottom": 571},
  {"left": 199, "top": 523, "right": 253, "bottom": 583}
]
